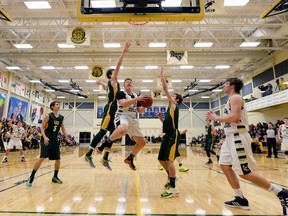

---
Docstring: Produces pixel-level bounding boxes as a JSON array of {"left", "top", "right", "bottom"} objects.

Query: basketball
[{"left": 140, "top": 95, "right": 153, "bottom": 107}]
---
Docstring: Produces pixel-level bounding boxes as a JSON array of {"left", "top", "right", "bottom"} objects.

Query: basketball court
[{"left": 0, "top": 144, "right": 287, "bottom": 215}]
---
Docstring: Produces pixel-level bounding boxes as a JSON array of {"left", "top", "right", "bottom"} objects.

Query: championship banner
[
  {"left": 67, "top": 27, "right": 91, "bottom": 46},
  {"left": 167, "top": 50, "right": 188, "bottom": 65},
  {"left": 30, "top": 103, "right": 45, "bottom": 124},
  {"left": 205, "top": 0, "right": 225, "bottom": 15}
]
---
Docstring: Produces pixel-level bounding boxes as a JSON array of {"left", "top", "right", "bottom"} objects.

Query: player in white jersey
[
  {"left": 2, "top": 115, "right": 26, "bottom": 163},
  {"left": 99, "top": 78, "right": 149, "bottom": 170},
  {"left": 278, "top": 117, "right": 288, "bottom": 164},
  {"left": 206, "top": 77, "right": 288, "bottom": 215}
]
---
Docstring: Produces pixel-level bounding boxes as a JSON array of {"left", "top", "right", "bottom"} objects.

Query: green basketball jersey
[
  {"left": 107, "top": 80, "right": 120, "bottom": 104},
  {"left": 162, "top": 105, "right": 179, "bottom": 133},
  {"left": 44, "top": 113, "right": 64, "bottom": 141},
  {"left": 205, "top": 125, "right": 213, "bottom": 139}
]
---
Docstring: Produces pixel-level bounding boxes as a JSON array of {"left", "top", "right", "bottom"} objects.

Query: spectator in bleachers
[{"left": 280, "top": 77, "right": 287, "bottom": 90}]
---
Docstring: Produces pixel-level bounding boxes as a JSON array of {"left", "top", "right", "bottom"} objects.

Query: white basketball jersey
[{"left": 223, "top": 94, "right": 249, "bottom": 133}]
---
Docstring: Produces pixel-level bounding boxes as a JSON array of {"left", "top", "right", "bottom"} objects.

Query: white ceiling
[{"left": 0, "top": 0, "right": 287, "bottom": 101}]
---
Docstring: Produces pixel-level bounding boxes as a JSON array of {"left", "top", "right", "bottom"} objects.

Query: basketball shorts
[
  {"left": 7, "top": 138, "right": 23, "bottom": 150},
  {"left": 281, "top": 138, "right": 288, "bottom": 151},
  {"left": 114, "top": 114, "right": 144, "bottom": 139},
  {"left": 220, "top": 131, "right": 257, "bottom": 175},
  {"left": 40, "top": 139, "right": 61, "bottom": 160},
  {"left": 158, "top": 130, "right": 180, "bottom": 162}
]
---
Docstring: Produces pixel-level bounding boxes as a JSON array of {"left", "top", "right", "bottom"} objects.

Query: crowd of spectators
[{"left": 0, "top": 118, "right": 78, "bottom": 152}]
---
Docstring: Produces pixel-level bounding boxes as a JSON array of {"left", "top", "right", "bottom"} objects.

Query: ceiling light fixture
[
  {"left": 215, "top": 65, "right": 230, "bottom": 69},
  {"left": 110, "top": 66, "right": 124, "bottom": 69},
  {"left": 149, "top": 42, "right": 166, "bottom": 48},
  {"left": 41, "top": 66, "right": 55, "bottom": 70},
  {"left": 24, "top": 1, "right": 51, "bottom": 9},
  {"left": 58, "top": 80, "right": 69, "bottom": 83},
  {"left": 224, "top": 0, "right": 249, "bottom": 6},
  {"left": 201, "top": 96, "right": 210, "bottom": 98},
  {"left": 75, "top": 66, "right": 89, "bottom": 70},
  {"left": 171, "top": 80, "right": 182, "bottom": 83},
  {"left": 240, "top": 42, "right": 261, "bottom": 47},
  {"left": 57, "top": 44, "right": 75, "bottom": 48},
  {"left": 6, "top": 66, "right": 20, "bottom": 70},
  {"left": 103, "top": 43, "right": 121, "bottom": 48},
  {"left": 45, "top": 89, "right": 55, "bottom": 92},
  {"left": 57, "top": 96, "right": 66, "bottom": 99},
  {"left": 86, "top": 80, "right": 97, "bottom": 83},
  {"left": 14, "top": 44, "right": 33, "bottom": 49},
  {"left": 194, "top": 42, "right": 213, "bottom": 48},
  {"left": 144, "top": 66, "right": 158, "bottom": 69},
  {"left": 142, "top": 80, "right": 153, "bottom": 83},
  {"left": 180, "top": 65, "right": 194, "bottom": 69},
  {"left": 29, "top": 80, "right": 41, "bottom": 83},
  {"left": 199, "top": 79, "right": 211, "bottom": 83}
]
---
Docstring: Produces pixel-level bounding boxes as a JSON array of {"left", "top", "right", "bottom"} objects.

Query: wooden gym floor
[{"left": 0, "top": 144, "right": 287, "bottom": 216}]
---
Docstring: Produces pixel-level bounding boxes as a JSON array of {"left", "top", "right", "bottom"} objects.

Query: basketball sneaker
[
  {"left": 205, "top": 159, "right": 213, "bottom": 165},
  {"left": 124, "top": 158, "right": 136, "bottom": 171},
  {"left": 101, "top": 158, "right": 112, "bottom": 171},
  {"left": 1, "top": 157, "right": 8, "bottom": 163},
  {"left": 26, "top": 177, "right": 33, "bottom": 187},
  {"left": 277, "top": 189, "right": 288, "bottom": 216},
  {"left": 161, "top": 186, "right": 179, "bottom": 198},
  {"left": 82, "top": 155, "right": 95, "bottom": 168},
  {"left": 52, "top": 177, "right": 63, "bottom": 184},
  {"left": 224, "top": 196, "right": 250, "bottom": 210},
  {"left": 179, "top": 165, "right": 189, "bottom": 172},
  {"left": 21, "top": 157, "right": 26, "bottom": 162}
]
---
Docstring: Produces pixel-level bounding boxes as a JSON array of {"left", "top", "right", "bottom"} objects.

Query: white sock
[
  {"left": 268, "top": 183, "right": 282, "bottom": 195},
  {"left": 234, "top": 188, "right": 244, "bottom": 198}
]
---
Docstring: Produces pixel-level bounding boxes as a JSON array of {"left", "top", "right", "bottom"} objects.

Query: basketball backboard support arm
[
  {"left": 260, "top": 0, "right": 288, "bottom": 19},
  {"left": 77, "top": 0, "right": 204, "bottom": 22},
  {"left": 0, "top": 7, "right": 13, "bottom": 22}
]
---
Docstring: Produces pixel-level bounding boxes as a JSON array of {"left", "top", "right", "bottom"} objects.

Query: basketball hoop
[{"left": 128, "top": 21, "right": 148, "bottom": 26}]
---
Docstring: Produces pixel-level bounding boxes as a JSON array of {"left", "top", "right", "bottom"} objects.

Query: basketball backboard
[{"left": 77, "top": 0, "right": 204, "bottom": 22}]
